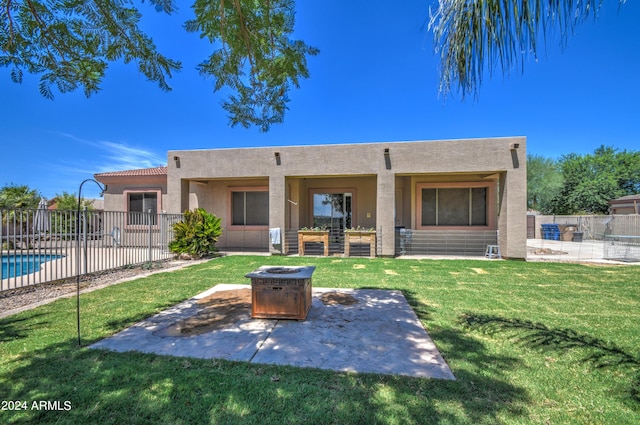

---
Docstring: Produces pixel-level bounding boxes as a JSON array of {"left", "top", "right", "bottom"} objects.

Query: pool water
[{"left": 1, "top": 254, "right": 62, "bottom": 279}]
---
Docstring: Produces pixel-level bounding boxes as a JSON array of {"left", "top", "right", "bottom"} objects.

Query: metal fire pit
[{"left": 245, "top": 266, "right": 316, "bottom": 320}]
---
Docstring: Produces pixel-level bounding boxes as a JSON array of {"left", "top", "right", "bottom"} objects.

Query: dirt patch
[
  {"left": 155, "top": 289, "right": 252, "bottom": 337},
  {"left": 0, "top": 258, "right": 208, "bottom": 319},
  {"left": 319, "top": 292, "right": 358, "bottom": 306},
  {"left": 528, "top": 247, "right": 568, "bottom": 255},
  {"left": 155, "top": 290, "right": 360, "bottom": 336}
]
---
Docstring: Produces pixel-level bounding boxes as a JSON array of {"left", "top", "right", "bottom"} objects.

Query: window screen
[
  {"left": 421, "top": 187, "right": 487, "bottom": 226},
  {"left": 232, "top": 191, "right": 268, "bottom": 225}
]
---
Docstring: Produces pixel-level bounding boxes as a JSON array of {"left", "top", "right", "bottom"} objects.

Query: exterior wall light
[
  {"left": 509, "top": 143, "right": 520, "bottom": 168},
  {"left": 384, "top": 148, "right": 391, "bottom": 170},
  {"left": 275, "top": 152, "right": 281, "bottom": 166}
]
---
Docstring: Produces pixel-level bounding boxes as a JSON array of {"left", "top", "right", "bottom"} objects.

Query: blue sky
[{"left": 1, "top": 0, "right": 639, "bottom": 199}]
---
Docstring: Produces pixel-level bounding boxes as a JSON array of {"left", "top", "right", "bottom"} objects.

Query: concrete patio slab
[{"left": 89, "top": 284, "right": 455, "bottom": 380}]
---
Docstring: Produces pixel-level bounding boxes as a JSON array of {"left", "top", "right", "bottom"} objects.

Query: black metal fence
[
  {"left": 216, "top": 226, "right": 497, "bottom": 258},
  {"left": 1, "top": 208, "right": 183, "bottom": 292},
  {"left": 2, "top": 208, "right": 506, "bottom": 292}
]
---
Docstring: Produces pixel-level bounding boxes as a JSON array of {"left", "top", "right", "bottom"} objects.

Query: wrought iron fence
[
  {"left": 393, "top": 229, "right": 497, "bottom": 256},
  {"left": 213, "top": 225, "right": 500, "bottom": 258},
  {"left": 603, "top": 235, "right": 640, "bottom": 262},
  {"left": 283, "top": 229, "right": 379, "bottom": 257},
  {"left": 528, "top": 214, "right": 640, "bottom": 263},
  {"left": 284, "top": 228, "right": 495, "bottom": 257},
  {"left": 1, "top": 208, "right": 183, "bottom": 292},
  {"left": 11, "top": 208, "right": 632, "bottom": 292}
]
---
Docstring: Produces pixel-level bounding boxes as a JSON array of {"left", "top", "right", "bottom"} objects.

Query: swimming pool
[{"left": 1, "top": 254, "right": 63, "bottom": 279}]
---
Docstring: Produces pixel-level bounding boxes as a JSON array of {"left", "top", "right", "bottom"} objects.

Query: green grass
[{"left": 1, "top": 256, "right": 639, "bottom": 424}]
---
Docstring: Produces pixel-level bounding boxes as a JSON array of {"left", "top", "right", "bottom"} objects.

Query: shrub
[{"left": 168, "top": 208, "right": 222, "bottom": 257}]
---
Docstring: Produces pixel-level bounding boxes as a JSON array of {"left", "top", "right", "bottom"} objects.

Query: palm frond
[{"left": 429, "top": 0, "right": 605, "bottom": 98}]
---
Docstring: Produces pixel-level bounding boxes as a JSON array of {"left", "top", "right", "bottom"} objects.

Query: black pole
[{"left": 76, "top": 179, "right": 105, "bottom": 347}]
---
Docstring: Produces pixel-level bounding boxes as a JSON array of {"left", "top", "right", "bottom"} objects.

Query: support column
[
  {"left": 167, "top": 178, "right": 190, "bottom": 214},
  {"left": 376, "top": 172, "right": 396, "bottom": 257},
  {"left": 498, "top": 170, "right": 527, "bottom": 259},
  {"left": 269, "top": 175, "right": 286, "bottom": 255}
]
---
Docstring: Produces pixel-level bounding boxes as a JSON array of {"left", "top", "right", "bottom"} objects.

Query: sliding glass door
[{"left": 312, "top": 192, "right": 352, "bottom": 239}]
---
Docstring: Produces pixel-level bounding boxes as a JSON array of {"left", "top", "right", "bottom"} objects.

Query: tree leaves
[
  {"left": 0, "top": 183, "right": 42, "bottom": 209},
  {"left": 1, "top": 0, "right": 182, "bottom": 99},
  {"left": 526, "top": 154, "right": 563, "bottom": 212},
  {"left": 185, "top": 0, "right": 318, "bottom": 131},
  {"left": 547, "top": 145, "right": 640, "bottom": 214},
  {"left": 1, "top": 0, "right": 317, "bottom": 132}
]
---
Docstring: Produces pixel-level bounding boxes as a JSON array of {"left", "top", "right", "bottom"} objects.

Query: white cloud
[
  {"left": 97, "top": 141, "right": 166, "bottom": 172},
  {"left": 38, "top": 133, "right": 168, "bottom": 199},
  {"left": 58, "top": 133, "right": 166, "bottom": 172}
]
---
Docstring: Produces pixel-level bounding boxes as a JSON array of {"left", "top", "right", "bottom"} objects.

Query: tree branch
[{"left": 231, "top": 0, "right": 255, "bottom": 80}]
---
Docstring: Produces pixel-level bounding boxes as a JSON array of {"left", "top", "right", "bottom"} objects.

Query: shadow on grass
[
  {"left": 0, "top": 291, "right": 533, "bottom": 424},
  {"left": 0, "top": 338, "right": 529, "bottom": 425},
  {"left": 100, "top": 298, "right": 186, "bottom": 334},
  {"left": 403, "top": 290, "right": 531, "bottom": 419},
  {"left": 401, "top": 289, "right": 433, "bottom": 321},
  {"left": 0, "top": 313, "right": 48, "bottom": 343},
  {"left": 460, "top": 313, "right": 640, "bottom": 404}
]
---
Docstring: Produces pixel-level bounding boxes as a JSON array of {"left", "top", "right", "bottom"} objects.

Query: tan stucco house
[
  {"left": 168, "top": 137, "right": 526, "bottom": 258},
  {"left": 96, "top": 137, "right": 527, "bottom": 259}
]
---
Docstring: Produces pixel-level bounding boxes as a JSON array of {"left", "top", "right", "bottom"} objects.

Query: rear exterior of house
[{"left": 166, "top": 137, "right": 527, "bottom": 259}]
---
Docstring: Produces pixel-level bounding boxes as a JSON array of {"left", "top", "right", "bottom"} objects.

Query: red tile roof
[{"left": 95, "top": 166, "right": 167, "bottom": 177}]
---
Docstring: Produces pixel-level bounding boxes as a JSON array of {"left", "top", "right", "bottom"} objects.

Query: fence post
[
  {"left": 82, "top": 206, "right": 88, "bottom": 275},
  {"left": 159, "top": 211, "right": 167, "bottom": 252},
  {"left": 148, "top": 209, "right": 153, "bottom": 263}
]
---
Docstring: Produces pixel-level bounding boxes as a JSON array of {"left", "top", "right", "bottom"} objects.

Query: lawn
[{"left": 1, "top": 256, "right": 639, "bottom": 424}]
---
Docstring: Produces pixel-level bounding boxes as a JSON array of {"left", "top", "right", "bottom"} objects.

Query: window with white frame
[{"left": 231, "top": 190, "right": 269, "bottom": 226}]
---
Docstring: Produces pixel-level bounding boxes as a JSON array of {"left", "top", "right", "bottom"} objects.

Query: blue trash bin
[{"left": 541, "top": 224, "right": 560, "bottom": 240}]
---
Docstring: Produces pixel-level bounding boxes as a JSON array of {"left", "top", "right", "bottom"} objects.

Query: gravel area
[{"left": 0, "top": 258, "right": 210, "bottom": 319}]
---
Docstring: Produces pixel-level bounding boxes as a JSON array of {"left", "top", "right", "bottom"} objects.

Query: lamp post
[{"left": 76, "top": 179, "right": 106, "bottom": 347}]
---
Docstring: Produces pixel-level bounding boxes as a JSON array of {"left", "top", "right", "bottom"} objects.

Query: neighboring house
[
  {"left": 95, "top": 166, "right": 168, "bottom": 218},
  {"left": 609, "top": 194, "right": 640, "bottom": 215},
  {"left": 162, "top": 137, "right": 527, "bottom": 259},
  {"left": 95, "top": 166, "right": 169, "bottom": 247}
]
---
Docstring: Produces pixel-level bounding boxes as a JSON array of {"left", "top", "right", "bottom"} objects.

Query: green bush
[{"left": 168, "top": 208, "right": 222, "bottom": 257}]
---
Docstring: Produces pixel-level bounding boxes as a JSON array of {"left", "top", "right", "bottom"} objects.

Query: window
[
  {"left": 417, "top": 183, "right": 494, "bottom": 228},
  {"left": 231, "top": 190, "right": 269, "bottom": 226},
  {"left": 128, "top": 192, "right": 158, "bottom": 225}
]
